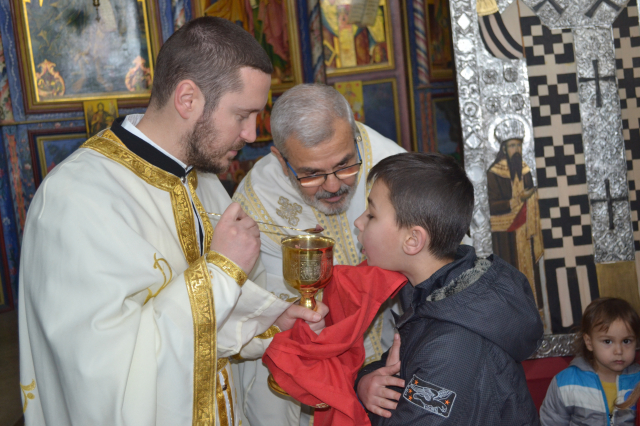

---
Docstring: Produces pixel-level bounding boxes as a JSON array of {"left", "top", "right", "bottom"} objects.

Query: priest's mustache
[{"left": 315, "top": 185, "right": 351, "bottom": 200}]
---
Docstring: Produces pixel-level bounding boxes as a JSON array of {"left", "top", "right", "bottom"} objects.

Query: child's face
[
  {"left": 354, "top": 180, "right": 405, "bottom": 270},
  {"left": 584, "top": 319, "right": 637, "bottom": 381}
]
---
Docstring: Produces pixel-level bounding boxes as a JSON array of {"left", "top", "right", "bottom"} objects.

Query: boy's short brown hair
[{"left": 368, "top": 152, "right": 474, "bottom": 259}]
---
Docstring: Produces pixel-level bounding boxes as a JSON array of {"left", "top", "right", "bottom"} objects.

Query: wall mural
[
  {"left": 197, "top": 0, "right": 304, "bottom": 90},
  {"left": 450, "top": 0, "right": 640, "bottom": 349}
]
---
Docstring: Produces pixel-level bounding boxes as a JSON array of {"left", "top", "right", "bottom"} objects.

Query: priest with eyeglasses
[{"left": 232, "top": 83, "right": 406, "bottom": 426}]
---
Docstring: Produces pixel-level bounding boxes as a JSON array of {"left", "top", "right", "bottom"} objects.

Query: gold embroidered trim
[
  {"left": 82, "top": 134, "right": 177, "bottom": 191},
  {"left": 172, "top": 183, "right": 200, "bottom": 264},
  {"left": 364, "top": 313, "right": 385, "bottom": 365},
  {"left": 20, "top": 380, "right": 36, "bottom": 413},
  {"left": 356, "top": 122, "right": 375, "bottom": 199},
  {"left": 233, "top": 171, "right": 284, "bottom": 247},
  {"left": 216, "top": 366, "right": 234, "bottom": 426},
  {"left": 276, "top": 196, "right": 303, "bottom": 226},
  {"left": 145, "top": 254, "right": 173, "bottom": 305},
  {"left": 217, "top": 357, "right": 229, "bottom": 371},
  {"left": 206, "top": 251, "right": 248, "bottom": 287},
  {"left": 82, "top": 134, "right": 201, "bottom": 263},
  {"left": 189, "top": 172, "right": 214, "bottom": 250},
  {"left": 255, "top": 325, "right": 281, "bottom": 339},
  {"left": 184, "top": 256, "right": 217, "bottom": 426}
]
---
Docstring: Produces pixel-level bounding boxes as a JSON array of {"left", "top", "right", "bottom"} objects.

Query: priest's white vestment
[
  {"left": 19, "top": 116, "right": 289, "bottom": 426},
  {"left": 231, "top": 123, "right": 405, "bottom": 426}
]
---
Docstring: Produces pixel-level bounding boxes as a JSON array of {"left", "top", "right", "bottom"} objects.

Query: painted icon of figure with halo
[
  {"left": 90, "top": 102, "right": 114, "bottom": 135},
  {"left": 487, "top": 118, "right": 545, "bottom": 312}
]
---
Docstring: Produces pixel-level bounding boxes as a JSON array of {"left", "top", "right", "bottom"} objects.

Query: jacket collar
[{"left": 395, "top": 245, "right": 478, "bottom": 329}]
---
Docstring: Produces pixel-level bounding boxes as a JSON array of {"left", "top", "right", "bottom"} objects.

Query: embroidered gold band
[
  {"left": 217, "top": 357, "right": 229, "bottom": 372},
  {"left": 216, "top": 367, "right": 234, "bottom": 426},
  {"left": 206, "top": 251, "right": 248, "bottom": 286},
  {"left": 255, "top": 325, "right": 281, "bottom": 339},
  {"left": 184, "top": 256, "right": 217, "bottom": 425}
]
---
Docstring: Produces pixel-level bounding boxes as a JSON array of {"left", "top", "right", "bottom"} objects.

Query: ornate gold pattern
[
  {"left": 189, "top": 172, "right": 214, "bottom": 250},
  {"left": 358, "top": 123, "right": 375, "bottom": 200},
  {"left": 82, "top": 133, "right": 201, "bottom": 263},
  {"left": 217, "top": 357, "right": 229, "bottom": 371},
  {"left": 20, "top": 380, "right": 36, "bottom": 413},
  {"left": 255, "top": 325, "right": 281, "bottom": 339},
  {"left": 184, "top": 256, "right": 218, "bottom": 426},
  {"left": 276, "top": 196, "right": 303, "bottom": 226},
  {"left": 233, "top": 172, "right": 284, "bottom": 247},
  {"left": 364, "top": 314, "right": 385, "bottom": 365},
  {"left": 206, "top": 251, "right": 247, "bottom": 287},
  {"left": 144, "top": 254, "right": 173, "bottom": 305},
  {"left": 216, "top": 367, "right": 235, "bottom": 426}
]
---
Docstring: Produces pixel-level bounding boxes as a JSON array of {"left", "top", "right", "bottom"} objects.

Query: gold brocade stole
[{"left": 82, "top": 132, "right": 221, "bottom": 426}]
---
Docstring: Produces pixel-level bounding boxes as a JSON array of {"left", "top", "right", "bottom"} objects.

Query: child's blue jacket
[{"left": 540, "top": 357, "right": 640, "bottom": 426}]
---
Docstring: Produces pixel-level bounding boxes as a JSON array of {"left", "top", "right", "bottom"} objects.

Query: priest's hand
[
  {"left": 274, "top": 301, "right": 329, "bottom": 334},
  {"left": 357, "top": 333, "right": 404, "bottom": 418},
  {"left": 210, "top": 202, "right": 260, "bottom": 273}
]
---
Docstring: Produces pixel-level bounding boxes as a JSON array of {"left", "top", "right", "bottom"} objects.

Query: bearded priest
[{"left": 18, "top": 17, "right": 327, "bottom": 426}]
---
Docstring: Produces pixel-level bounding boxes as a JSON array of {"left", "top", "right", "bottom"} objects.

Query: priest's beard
[
  {"left": 288, "top": 174, "right": 358, "bottom": 215},
  {"left": 183, "top": 113, "right": 245, "bottom": 174},
  {"left": 508, "top": 152, "right": 523, "bottom": 181}
]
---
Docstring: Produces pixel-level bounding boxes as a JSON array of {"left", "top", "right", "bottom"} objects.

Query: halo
[{"left": 486, "top": 114, "right": 533, "bottom": 156}]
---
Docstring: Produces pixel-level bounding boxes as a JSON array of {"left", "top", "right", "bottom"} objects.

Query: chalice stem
[{"left": 299, "top": 290, "right": 318, "bottom": 311}]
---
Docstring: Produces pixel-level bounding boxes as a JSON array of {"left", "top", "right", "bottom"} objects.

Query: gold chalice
[
  {"left": 282, "top": 235, "right": 335, "bottom": 310},
  {"left": 267, "top": 234, "right": 335, "bottom": 408}
]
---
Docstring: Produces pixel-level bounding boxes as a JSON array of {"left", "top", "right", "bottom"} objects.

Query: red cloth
[{"left": 262, "top": 263, "right": 407, "bottom": 426}]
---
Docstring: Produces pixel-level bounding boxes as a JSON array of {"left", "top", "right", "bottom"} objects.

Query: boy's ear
[
  {"left": 403, "top": 226, "right": 428, "bottom": 256},
  {"left": 583, "top": 333, "right": 593, "bottom": 352},
  {"left": 270, "top": 146, "right": 289, "bottom": 175}
]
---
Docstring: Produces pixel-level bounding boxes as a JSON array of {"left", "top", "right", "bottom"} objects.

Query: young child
[
  {"left": 540, "top": 298, "right": 640, "bottom": 425},
  {"left": 354, "top": 152, "right": 543, "bottom": 425}
]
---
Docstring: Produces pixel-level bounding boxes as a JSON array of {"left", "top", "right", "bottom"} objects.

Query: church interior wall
[{"left": 3, "top": 1, "right": 640, "bottom": 419}]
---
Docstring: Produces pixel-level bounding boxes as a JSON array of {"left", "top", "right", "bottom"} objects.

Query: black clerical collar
[{"left": 110, "top": 116, "right": 192, "bottom": 179}]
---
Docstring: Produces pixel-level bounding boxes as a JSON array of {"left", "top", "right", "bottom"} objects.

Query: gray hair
[{"left": 271, "top": 84, "right": 358, "bottom": 157}]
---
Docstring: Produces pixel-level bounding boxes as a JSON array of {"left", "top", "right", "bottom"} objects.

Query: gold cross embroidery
[{"left": 276, "top": 196, "right": 303, "bottom": 226}]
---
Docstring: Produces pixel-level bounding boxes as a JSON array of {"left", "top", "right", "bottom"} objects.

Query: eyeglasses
[{"left": 285, "top": 142, "right": 362, "bottom": 188}]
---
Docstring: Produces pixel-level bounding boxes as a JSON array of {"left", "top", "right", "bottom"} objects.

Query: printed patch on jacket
[{"left": 403, "top": 375, "right": 456, "bottom": 418}]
